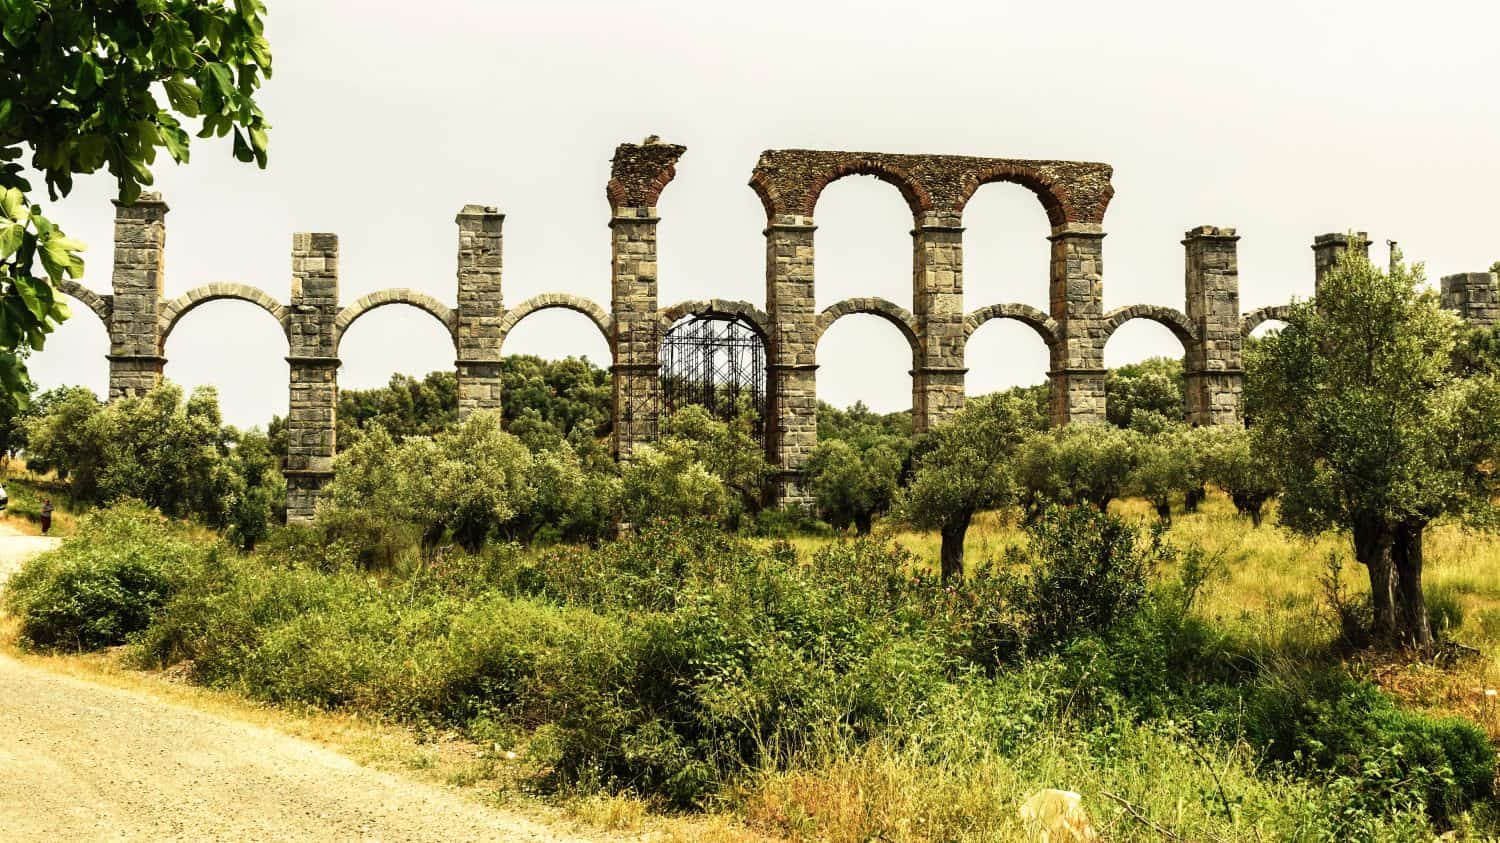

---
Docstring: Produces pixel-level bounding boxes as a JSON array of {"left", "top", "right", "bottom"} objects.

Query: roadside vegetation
[{"left": 6, "top": 252, "right": 1500, "bottom": 840}]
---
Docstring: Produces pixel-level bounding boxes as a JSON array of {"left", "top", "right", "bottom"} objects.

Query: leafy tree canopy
[
  {"left": 806, "top": 436, "right": 903, "bottom": 535},
  {"left": 1247, "top": 250, "right": 1500, "bottom": 646},
  {"left": 895, "top": 392, "right": 1042, "bottom": 580},
  {"left": 275, "top": 358, "right": 613, "bottom": 456},
  {"left": 22, "top": 381, "right": 282, "bottom": 542},
  {"left": 0, "top": 0, "right": 273, "bottom": 401},
  {"left": 1106, "top": 356, "right": 1184, "bottom": 429}
]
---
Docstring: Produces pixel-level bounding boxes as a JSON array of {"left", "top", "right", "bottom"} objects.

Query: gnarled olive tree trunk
[
  {"left": 1391, "top": 519, "right": 1434, "bottom": 648},
  {"left": 940, "top": 518, "right": 969, "bottom": 582},
  {"left": 1352, "top": 512, "right": 1397, "bottom": 641}
]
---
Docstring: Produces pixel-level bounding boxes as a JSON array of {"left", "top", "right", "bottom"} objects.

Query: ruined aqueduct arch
[{"left": 57, "top": 142, "right": 1500, "bottom": 520}]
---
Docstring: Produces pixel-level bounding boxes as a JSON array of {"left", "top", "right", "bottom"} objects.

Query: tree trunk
[
  {"left": 854, "top": 511, "right": 873, "bottom": 535},
  {"left": 1352, "top": 513, "right": 1397, "bottom": 642},
  {"left": 1391, "top": 520, "right": 1434, "bottom": 649},
  {"left": 1153, "top": 498, "right": 1172, "bottom": 524},
  {"left": 939, "top": 519, "right": 968, "bottom": 582},
  {"left": 1248, "top": 505, "right": 1263, "bottom": 528},
  {"left": 1184, "top": 485, "right": 1205, "bottom": 513}
]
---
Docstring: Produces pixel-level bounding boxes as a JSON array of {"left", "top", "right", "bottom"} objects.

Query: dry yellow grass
[{"left": 787, "top": 490, "right": 1500, "bottom": 744}]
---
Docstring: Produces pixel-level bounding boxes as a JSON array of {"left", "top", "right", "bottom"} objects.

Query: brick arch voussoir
[
  {"left": 956, "top": 165, "right": 1072, "bottom": 230},
  {"left": 334, "top": 289, "right": 457, "bottom": 353},
  {"left": 806, "top": 160, "right": 934, "bottom": 223},
  {"left": 497, "top": 294, "right": 615, "bottom": 354},
  {"left": 158, "top": 283, "right": 290, "bottom": 349},
  {"left": 1100, "top": 304, "right": 1200, "bottom": 351},
  {"left": 962, "top": 303, "right": 1060, "bottom": 350},
  {"left": 815, "top": 297, "right": 921, "bottom": 358},
  {"left": 658, "top": 299, "right": 771, "bottom": 340},
  {"left": 1241, "top": 305, "right": 1295, "bottom": 338},
  {"left": 57, "top": 279, "right": 112, "bottom": 327},
  {"left": 747, "top": 170, "right": 782, "bottom": 222}
]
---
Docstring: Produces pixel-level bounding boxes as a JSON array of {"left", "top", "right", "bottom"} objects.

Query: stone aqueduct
[{"left": 55, "top": 140, "right": 1500, "bottom": 522}]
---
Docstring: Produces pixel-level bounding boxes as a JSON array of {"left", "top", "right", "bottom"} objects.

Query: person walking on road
[{"left": 39, "top": 499, "right": 52, "bottom": 535}]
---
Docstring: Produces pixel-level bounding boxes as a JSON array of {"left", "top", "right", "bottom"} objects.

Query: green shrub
[
  {"left": 536, "top": 555, "right": 950, "bottom": 807},
  {"left": 1006, "top": 505, "right": 1156, "bottom": 652},
  {"left": 3, "top": 502, "right": 213, "bottom": 650},
  {"left": 1241, "top": 668, "right": 1495, "bottom": 827}
]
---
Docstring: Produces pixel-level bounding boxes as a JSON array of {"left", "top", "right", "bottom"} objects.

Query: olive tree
[
  {"left": 1, "top": 1, "right": 273, "bottom": 401},
  {"left": 523, "top": 444, "right": 620, "bottom": 544},
  {"left": 1247, "top": 250, "right": 1500, "bottom": 647},
  {"left": 395, "top": 411, "right": 534, "bottom": 552},
  {"left": 893, "top": 393, "right": 1039, "bottom": 580},
  {"left": 805, "top": 437, "right": 903, "bottom": 534},
  {"left": 660, "top": 404, "right": 770, "bottom": 526},
  {"left": 1016, "top": 423, "right": 1142, "bottom": 514},
  {"left": 1125, "top": 425, "right": 1195, "bottom": 523},
  {"left": 22, "top": 381, "right": 282, "bottom": 538},
  {"left": 619, "top": 440, "right": 728, "bottom": 527},
  {"left": 1196, "top": 424, "right": 1279, "bottom": 527}
]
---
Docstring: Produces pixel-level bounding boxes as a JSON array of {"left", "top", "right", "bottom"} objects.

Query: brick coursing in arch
[
  {"left": 659, "top": 299, "right": 771, "bottom": 339},
  {"left": 334, "top": 288, "right": 457, "bottom": 352},
  {"left": 1100, "top": 304, "right": 1200, "bottom": 348},
  {"left": 606, "top": 141, "right": 687, "bottom": 209},
  {"left": 749, "top": 149, "right": 1114, "bottom": 230},
  {"left": 158, "top": 283, "right": 290, "bottom": 346},
  {"left": 1240, "top": 305, "right": 1295, "bottom": 337}
]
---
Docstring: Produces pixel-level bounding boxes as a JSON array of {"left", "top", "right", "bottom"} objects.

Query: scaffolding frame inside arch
[{"left": 659, "top": 314, "right": 767, "bottom": 442}]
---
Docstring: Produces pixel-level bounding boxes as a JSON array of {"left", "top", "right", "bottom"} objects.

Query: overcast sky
[{"left": 32, "top": 0, "right": 1500, "bottom": 428}]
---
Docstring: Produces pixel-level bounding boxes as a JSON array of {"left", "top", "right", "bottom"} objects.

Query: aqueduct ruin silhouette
[{"left": 56, "top": 140, "right": 1500, "bottom": 522}]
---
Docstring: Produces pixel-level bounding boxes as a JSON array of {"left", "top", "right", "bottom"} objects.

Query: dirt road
[{"left": 0, "top": 525, "right": 602, "bottom": 842}]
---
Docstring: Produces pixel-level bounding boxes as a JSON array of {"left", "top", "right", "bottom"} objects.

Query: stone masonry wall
[
  {"left": 911, "top": 211, "right": 966, "bottom": 433},
  {"left": 455, "top": 205, "right": 505, "bottom": 416},
  {"left": 107, "top": 193, "right": 169, "bottom": 399},
  {"left": 60, "top": 142, "right": 1500, "bottom": 518},
  {"left": 1313, "top": 232, "right": 1370, "bottom": 291},
  {"left": 1047, "top": 225, "right": 1107, "bottom": 426},
  {"left": 1441, "top": 272, "right": 1499, "bottom": 328},
  {"left": 1184, "top": 226, "right": 1243, "bottom": 426},
  {"left": 284, "top": 233, "right": 340, "bottom": 524},
  {"left": 765, "top": 215, "right": 818, "bottom": 507},
  {"left": 608, "top": 141, "right": 684, "bottom": 458}
]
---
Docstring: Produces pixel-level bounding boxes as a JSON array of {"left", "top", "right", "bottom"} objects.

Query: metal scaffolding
[{"left": 659, "top": 314, "right": 767, "bottom": 441}]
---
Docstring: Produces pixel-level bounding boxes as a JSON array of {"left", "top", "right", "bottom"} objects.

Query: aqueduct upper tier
[{"left": 56, "top": 141, "right": 1500, "bottom": 520}]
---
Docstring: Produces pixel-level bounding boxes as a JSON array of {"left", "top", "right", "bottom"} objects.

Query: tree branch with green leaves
[{"left": 0, "top": 0, "right": 273, "bottom": 401}]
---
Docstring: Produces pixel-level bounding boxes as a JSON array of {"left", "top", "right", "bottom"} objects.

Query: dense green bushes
[
  {"left": 1241, "top": 669, "right": 1494, "bottom": 827},
  {"left": 3, "top": 504, "right": 213, "bottom": 649},
  {"left": 6, "top": 501, "right": 1494, "bottom": 832}
]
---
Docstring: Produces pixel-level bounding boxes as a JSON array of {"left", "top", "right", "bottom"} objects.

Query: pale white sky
[{"left": 32, "top": 0, "right": 1500, "bottom": 428}]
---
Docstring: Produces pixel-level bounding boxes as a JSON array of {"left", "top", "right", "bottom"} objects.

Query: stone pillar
[
  {"left": 1047, "top": 224, "right": 1106, "bottom": 425},
  {"left": 912, "top": 211, "right": 966, "bottom": 433},
  {"left": 765, "top": 215, "right": 817, "bottom": 508},
  {"left": 1441, "top": 271, "right": 1500, "bottom": 328},
  {"left": 1183, "top": 226, "right": 1243, "bottom": 426},
  {"left": 107, "top": 193, "right": 168, "bottom": 398},
  {"left": 284, "top": 233, "right": 340, "bottom": 524},
  {"left": 610, "top": 207, "right": 661, "bottom": 458},
  {"left": 1312, "top": 232, "right": 1370, "bottom": 291},
  {"left": 455, "top": 205, "right": 505, "bottom": 416},
  {"left": 605, "top": 140, "right": 684, "bottom": 459}
]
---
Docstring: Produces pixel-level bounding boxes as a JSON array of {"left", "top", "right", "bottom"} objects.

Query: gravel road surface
[{"left": 0, "top": 525, "right": 600, "bottom": 842}]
